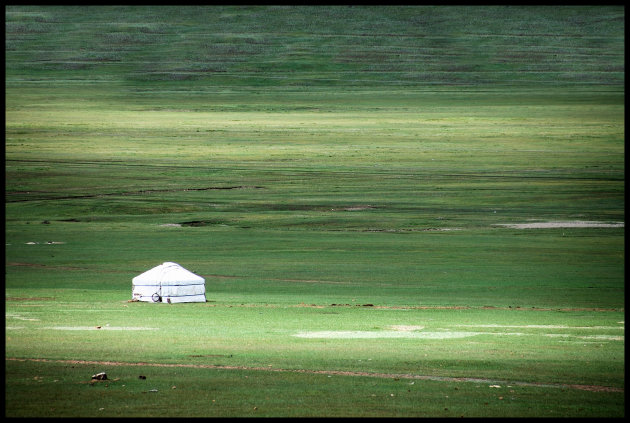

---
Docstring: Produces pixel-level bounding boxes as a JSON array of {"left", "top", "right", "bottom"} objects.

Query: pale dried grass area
[{"left": 495, "top": 221, "right": 624, "bottom": 229}]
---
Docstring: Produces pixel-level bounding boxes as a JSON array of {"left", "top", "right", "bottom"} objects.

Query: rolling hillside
[{"left": 5, "top": 6, "right": 624, "bottom": 89}]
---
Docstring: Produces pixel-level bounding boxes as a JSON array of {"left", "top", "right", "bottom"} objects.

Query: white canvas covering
[{"left": 132, "top": 262, "right": 206, "bottom": 303}]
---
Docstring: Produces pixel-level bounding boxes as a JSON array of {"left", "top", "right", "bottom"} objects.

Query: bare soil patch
[
  {"left": 389, "top": 325, "right": 425, "bottom": 331},
  {"left": 362, "top": 228, "right": 461, "bottom": 233},
  {"left": 336, "top": 205, "right": 376, "bottom": 211}
]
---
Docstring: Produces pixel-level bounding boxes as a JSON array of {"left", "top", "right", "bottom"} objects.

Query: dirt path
[{"left": 6, "top": 357, "right": 622, "bottom": 393}]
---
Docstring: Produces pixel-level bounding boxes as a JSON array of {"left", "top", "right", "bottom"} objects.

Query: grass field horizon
[{"left": 5, "top": 5, "right": 624, "bottom": 417}]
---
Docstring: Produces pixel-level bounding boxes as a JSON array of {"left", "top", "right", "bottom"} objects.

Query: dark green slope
[{"left": 5, "top": 5, "right": 624, "bottom": 89}]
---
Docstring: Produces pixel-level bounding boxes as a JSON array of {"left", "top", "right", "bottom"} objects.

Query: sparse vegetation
[{"left": 4, "top": 5, "right": 624, "bottom": 417}]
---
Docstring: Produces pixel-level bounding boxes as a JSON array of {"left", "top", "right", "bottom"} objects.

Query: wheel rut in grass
[
  {"left": 7, "top": 185, "right": 263, "bottom": 203},
  {"left": 5, "top": 262, "right": 139, "bottom": 274},
  {"left": 5, "top": 357, "right": 622, "bottom": 393},
  {"left": 495, "top": 220, "right": 624, "bottom": 229}
]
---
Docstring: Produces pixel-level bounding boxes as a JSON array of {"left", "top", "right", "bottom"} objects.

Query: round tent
[{"left": 132, "top": 262, "right": 206, "bottom": 303}]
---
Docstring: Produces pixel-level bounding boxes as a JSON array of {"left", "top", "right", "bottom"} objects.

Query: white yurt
[{"left": 132, "top": 262, "right": 206, "bottom": 303}]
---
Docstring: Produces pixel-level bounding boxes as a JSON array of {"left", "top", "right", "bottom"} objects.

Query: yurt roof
[{"left": 132, "top": 262, "right": 204, "bottom": 285}]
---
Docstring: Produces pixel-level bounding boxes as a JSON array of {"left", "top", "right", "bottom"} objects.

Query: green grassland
[{"left": 4, "top": 5, "right": 625, "bottom": 417}]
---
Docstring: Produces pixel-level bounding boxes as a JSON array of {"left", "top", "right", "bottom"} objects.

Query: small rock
[
  {"left": 91, "top": 372, "right": 107, "bottom": 381},
  {"left": 138, "top": 375, "right": 146, "bottom": 379}
]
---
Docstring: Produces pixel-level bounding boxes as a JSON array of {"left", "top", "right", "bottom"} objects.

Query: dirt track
[{"left": 6, "top": 357, "right": 623, "bottom": 393}]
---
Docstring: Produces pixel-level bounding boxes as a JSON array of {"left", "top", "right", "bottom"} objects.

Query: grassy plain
[{"left": 4, "top": 5, "right": 625, "bottom": 417}]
